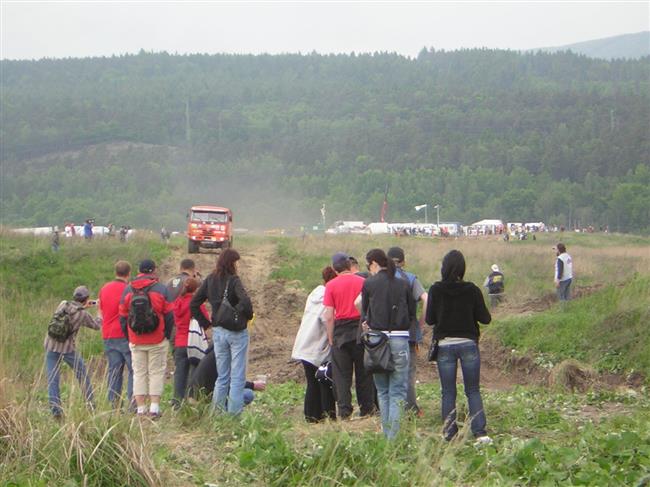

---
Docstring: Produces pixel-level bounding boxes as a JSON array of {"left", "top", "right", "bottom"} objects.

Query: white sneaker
[{"left": 474, "top": 435, "right": 493, "bottom": 446}]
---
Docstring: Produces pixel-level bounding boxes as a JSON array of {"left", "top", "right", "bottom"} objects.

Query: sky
[{"left": 1, "top": 1, "right": 648, "bottom": 60}]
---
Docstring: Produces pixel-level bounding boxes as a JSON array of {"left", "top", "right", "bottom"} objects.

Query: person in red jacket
[
  {"left": 119, "top": 259, "right": 175, "bottom": 418},
  {"left": 171, "top": 277, "right": 210, "bottom": 409},
  {"left": 99, "top": 260, "right": 133, "bottom": 408}
]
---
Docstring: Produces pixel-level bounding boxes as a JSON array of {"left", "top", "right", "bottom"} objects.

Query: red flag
[{"left": 380, "top": 184, "right": 389, "bottom": 223}]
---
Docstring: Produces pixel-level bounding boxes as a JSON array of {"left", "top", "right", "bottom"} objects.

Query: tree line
[{"left": 1, "top": 50, "right": 649, "bottom": 232}]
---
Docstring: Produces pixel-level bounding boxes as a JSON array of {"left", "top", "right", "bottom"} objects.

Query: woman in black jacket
[
  {"left": 425, "top": 250, "right": 492, "bottom": 444},
  {"left": 191, "top": 248, "right": 253, "bottom": 415},
  {"left": 361, "top": 248, "right": 416, "bottom": 439}
]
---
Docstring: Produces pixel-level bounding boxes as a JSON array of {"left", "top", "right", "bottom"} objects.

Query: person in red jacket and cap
[{"left": 119, "top": 259, "right": 175, "bottom": 418}]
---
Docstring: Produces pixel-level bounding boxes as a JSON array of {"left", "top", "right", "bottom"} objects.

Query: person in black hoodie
[
  {"left": 361, "top": 249, "right": 416, "bottom": 439},
  {"left": 425, "top": 250, "right": 492, "bottom": 444},
  {"left": 190, "top": 248, "right": 253, "bottom": 415}
]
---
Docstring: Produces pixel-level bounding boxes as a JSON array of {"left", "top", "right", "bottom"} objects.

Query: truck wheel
[{"left": 188, "top": 239, "right": 199, "bottom": 254}]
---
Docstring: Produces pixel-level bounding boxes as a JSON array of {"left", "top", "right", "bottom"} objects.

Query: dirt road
[{"left": 159, "top": 242, "right": 307, "bottom": 384}]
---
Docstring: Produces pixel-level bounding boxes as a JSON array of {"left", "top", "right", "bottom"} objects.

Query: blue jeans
[
  {"left": 46, "top": 351, "right": 94, "bottom": 416},
  {"left": 557, "top": 279, "right": 572, "bottom": 301},
  {"left": 373, "top": 337, "right": 410, "bottom": 439},
  {"left": 104, "top": 338, "right": 133, "bottom": 406},
  {"left": 436, "top": 341, "right": 487, "bottom": 440},
  {"left": 213, "top": 327, "right": 249, "bottom": 415}
]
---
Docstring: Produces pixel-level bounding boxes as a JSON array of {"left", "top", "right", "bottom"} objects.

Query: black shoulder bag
[
  {"left": 214, "top": 277, "right": 246, "bottom": 331},
  {"left": 361, "top": 279, "right": 396, "bottom": 374}
]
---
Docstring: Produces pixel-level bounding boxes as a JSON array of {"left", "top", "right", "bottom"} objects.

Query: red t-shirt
[
  {"left": 323, "top": 272, "right": 364, "bottom": 320},
  {"left": 99, "top": 279, "right": 128, "bottom": 339},
  {"left": 172, "top": 293, "right": 209, "bottom": 347}
]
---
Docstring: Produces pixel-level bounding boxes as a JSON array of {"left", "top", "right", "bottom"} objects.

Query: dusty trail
[{"left": 159, "top": 242, "right": 306, "bottom": 384}]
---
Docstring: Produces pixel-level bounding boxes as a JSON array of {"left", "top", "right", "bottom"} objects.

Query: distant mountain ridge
[{"left": 534, "top": 31, "right": 650, "bottom": 60}]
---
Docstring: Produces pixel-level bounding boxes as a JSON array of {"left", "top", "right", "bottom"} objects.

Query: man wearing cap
[
  {"left": 323, "top": 252, "right": 375, "bottom": 419},
  {"left": 387, "top": 246, "right": 428, "bottom": 416},
  {"left": 484, "top": 264, "right": 505, "bottom": 309},
  {"left": 99, "top": 260, "right": 133, "bottom": 408},
  {"left": 554, "top": 243, "right": 573, "bottom": 302},
  {"left": 44, "top": 285, "right": 102, "bottom": 418},
  {"left": 119, "top": 259, "right": 175, "bottom": 418}
]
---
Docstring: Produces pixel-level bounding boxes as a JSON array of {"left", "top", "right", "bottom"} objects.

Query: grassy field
[{"left": 1, "top": 230, "right": 649, "bottom": 486}]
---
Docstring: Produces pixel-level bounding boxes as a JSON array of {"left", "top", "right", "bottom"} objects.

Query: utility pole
[{"left": 185, "top": 98, "right": 192, "bottom": 145}]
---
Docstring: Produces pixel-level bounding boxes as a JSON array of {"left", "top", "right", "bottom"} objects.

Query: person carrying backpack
[
  {"left": 119, "top": 259, "right": 175, "bottom": 418},
  {"left": 387, "top": 246, "right": 428, "bottom": 416},
  {"left": 44, "top": 286, "right": 101, "bottom": 418},
  {"left": 483, "top": 264, "right": 505, "bottom": 309}
]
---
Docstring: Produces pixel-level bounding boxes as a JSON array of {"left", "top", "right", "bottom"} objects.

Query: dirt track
[{"left": 159, "top": 242, "right": 307, "bottom": 384}]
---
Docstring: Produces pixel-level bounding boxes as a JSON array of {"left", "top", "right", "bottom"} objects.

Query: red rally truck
[{"left": 187, "top": 205, "right": 233, "bottom": 253}]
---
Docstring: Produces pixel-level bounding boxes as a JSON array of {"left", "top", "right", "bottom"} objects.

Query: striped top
[{"left": 43, "top": 300, "right": 102, "bottom": 354}]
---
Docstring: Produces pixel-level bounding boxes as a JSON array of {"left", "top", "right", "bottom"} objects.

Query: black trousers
[
  {"left": 302, "top": 361, "right": 336, "bottom": 422},
  {"left": 173, "top": 346, "right": 193, "bottom": 406},
  {"left": 330, "top": 340, "right": 376, "bottom": 418}
]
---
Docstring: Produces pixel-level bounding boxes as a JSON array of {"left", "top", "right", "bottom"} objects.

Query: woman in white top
[{"left": 292, "top": 266, "right": 337, "bottom": 422}]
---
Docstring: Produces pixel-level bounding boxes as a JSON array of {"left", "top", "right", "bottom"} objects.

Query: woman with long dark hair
[
  {"left": 191, "top": 248, "right": 253, "bottom": 415},
  {"left": 361, "top": 248, "right": 416, "bottom": 439},
  {"left": 425, "top": 250, "right": 492, "bottom": 444}
]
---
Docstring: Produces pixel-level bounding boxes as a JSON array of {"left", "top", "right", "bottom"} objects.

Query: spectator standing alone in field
[
  {"left": 483, "top": 264, "right": 505, "bottom": 309},
  {"left": 387, "top": 246, "right": 428, "bottom": 416},
  {"left": 51, "top": 226, "right": 60, "bottom": 252},
  {"left": 44, "top": 286, "right": 101, "bottom": 418},
  {"left": 554, "top": 243, "right": 573, "bottom": 302},
  {"left": 323, "top": 252, "right": 375, "bottom": 419},
  {"left": 99, "top": 260, "right": 133, "bottom": 408},
  {"left": 83, "top": 219, "right": 93, "bottom": 240},
  {"left": 425, "top": 250, "right": 492, "bottom": 444},
  {"left": 191, "top": 249, "right": 253, "bottom": 415},
  {"left": 361, "top": 249, "right": 416, "bottom": 439},
  {"left": 172, "top": 277, "right": 210, "bottom": 409},
  {"left": 292, "top": 266, "right": 338, "bottom": 423},
  {"left": 119, "top": 259, "right": 175, "bottom": 418}
]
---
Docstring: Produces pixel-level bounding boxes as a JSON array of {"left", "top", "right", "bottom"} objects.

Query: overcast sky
[{"left": 1, "top": 1, "right": 648, "bottom": 60}]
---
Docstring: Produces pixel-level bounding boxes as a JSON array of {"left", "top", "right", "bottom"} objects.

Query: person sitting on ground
[
  {"left": 44, "top": 286, "right": 101, "bottom": 418},
  {"left": 119, "top": 259, "right": 175, "bottom": 419},
  {"left": 483, "top": 264, "right": 505, "bottom": 309},
  {"left": 292, "top": 266, "right": 338, "bottom": 423},
  {"left": 171, "top": 277, "right": 210, "bottom": 409},
  {"left": 187, "top": 345, "right": 265, "bottom": 405},
  {"left": 425, "top": 250, "right": 492, "bottom": 445}
]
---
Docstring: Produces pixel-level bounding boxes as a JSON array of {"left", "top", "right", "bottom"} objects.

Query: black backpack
[
  {"left": 127, "top": 285, "right": 159, "bottom": 334},
  {"left": 47, "top": 301, "right": 74, "bottom": 342}
]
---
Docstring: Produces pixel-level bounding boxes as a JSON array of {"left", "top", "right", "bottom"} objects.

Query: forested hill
[{"left": 2, "top": 50, "right": 649, "bottom": 232}]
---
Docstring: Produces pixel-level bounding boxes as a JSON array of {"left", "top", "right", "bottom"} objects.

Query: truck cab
[{"left": 187, "top": 206, "right": 233, "bottom": 253}]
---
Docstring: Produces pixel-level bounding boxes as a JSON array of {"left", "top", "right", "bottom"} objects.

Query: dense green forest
[{"left": 1, "top": 50, "right": 649, "bottom": 231}]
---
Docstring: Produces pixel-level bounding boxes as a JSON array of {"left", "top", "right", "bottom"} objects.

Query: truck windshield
[{"left": 191, "top": 211, "right": 228, "bottom": 223}]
